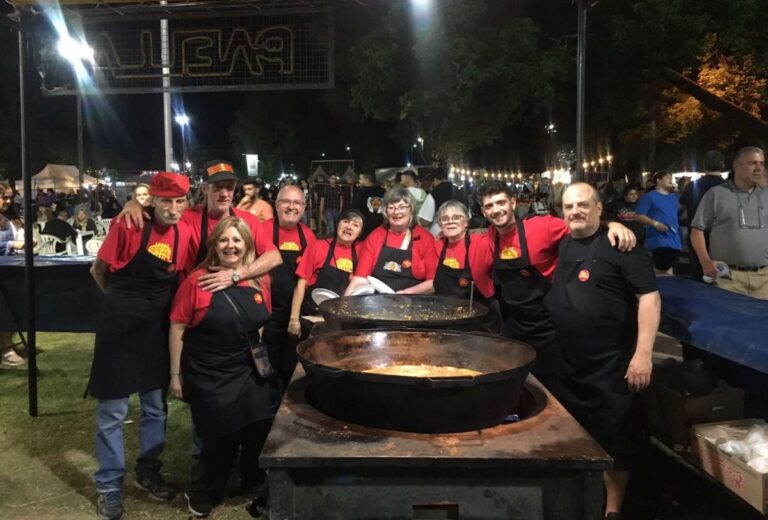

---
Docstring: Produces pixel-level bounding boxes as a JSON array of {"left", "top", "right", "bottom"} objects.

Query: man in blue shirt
[{"left": 634, "top": 171, "right": 682, "bottom": 275}]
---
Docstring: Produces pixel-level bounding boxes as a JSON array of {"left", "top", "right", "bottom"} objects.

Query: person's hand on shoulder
[
  {"left": 115, "top": 199, "right": 150, "bottom": 230},
  {"left": 606, "top": 221, "right": 637, "bottom": 251}
]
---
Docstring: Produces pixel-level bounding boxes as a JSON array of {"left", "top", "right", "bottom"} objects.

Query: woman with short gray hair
[
  {"left": 344, "top": 187, "right": 436, "bottom": 295},
  {"left": 426, "top": 200, "right": 495, "bottom": 303}
]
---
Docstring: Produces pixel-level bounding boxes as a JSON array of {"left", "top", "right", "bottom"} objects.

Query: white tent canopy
[{"left": 15, "top": 164, "right": 98, "bottom": 192}]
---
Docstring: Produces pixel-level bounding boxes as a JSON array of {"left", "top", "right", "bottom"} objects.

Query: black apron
[
  {"left": 434, "top": 234, "right": 475, "bottom": 299},
  {"left": 194, "top": 207, "right": 236, "bottom": 266},
  {"left": 302, "top": 238, "right": 357, "bottom": 314},
  {"left": 181, "top": 284, "right": 272, "bottom": 439},
  {"left": 493, "top": 218, "right": 560, "bottom": 388},
  {"left": 263, "top": 221, "right": 307, "bottom": 390},
  {"left": 371, "top": 229, "right": 419, "bottom": 291},
  {"left": 87, "top": 222, "right": 180, "bottom": 400},
  {"left": 543, "top": 231, "right": 634, "bottom": 413},
  {"left": 269, "top": 221, "right": 307, "bottom": 321}
]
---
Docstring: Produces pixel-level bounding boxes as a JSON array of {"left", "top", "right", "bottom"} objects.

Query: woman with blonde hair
[{"left": 169, "top": 216, "right": 272, "bottom": 518}]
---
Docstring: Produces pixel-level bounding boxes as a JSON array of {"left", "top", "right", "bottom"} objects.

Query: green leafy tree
[{"left": 348, "top": 0, "right": 568, "bottom": 164}]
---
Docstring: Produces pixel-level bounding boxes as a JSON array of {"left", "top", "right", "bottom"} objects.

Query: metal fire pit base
[{"left": 260, "top": 367, "right": 611, "bottom": 520}]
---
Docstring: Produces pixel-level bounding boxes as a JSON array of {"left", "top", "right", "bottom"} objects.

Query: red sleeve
[
  {"left": 170, "top": 269, "right": 212, "bottom": 327},
  {"left": 355, "top": 226, "right": 386, "bottom": 277},
  {"left": 234, "top": 209, "right": 276, "bottom": 256},
  {"left": 295, "top": 239, "right": 329, "bottom": 285},
  {"left": 427, "top": 240, "right": 443, "bottom": 279},
  {"left": 180, "top": 208, "right": 203, "bottom": 276},
  {"left": 257, "top": 275, "right": 272, "bottom": 314},
  {"left": 301, "top": 222, "right": 317, "bottom": 249},
  {"left": 97, "top": 219, "right": 133, "bottom": 269},
  {"left": 524, "top": 216, "right": 567, "bottom": 281},
  {"left": 468, "top": 234, "right": 495, "bottom": 298},
  {"left": 412, "top": 227, "right": 436, "bottom": 280}
]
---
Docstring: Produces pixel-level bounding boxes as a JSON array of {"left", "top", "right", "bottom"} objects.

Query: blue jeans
[
  {"left": 324, "top": 208, "right": 340, "bottom": 236},
  {"left": 94, "top": 389, "right": 167, "bottom": 492}
]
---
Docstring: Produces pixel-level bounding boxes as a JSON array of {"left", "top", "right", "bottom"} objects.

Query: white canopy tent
[{"left": 15, "top": 164, "right": 98, "bottom": 192}]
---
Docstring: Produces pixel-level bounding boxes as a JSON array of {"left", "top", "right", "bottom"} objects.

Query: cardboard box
[
  {"left": 690, "top": 419, "right": 768, "bottom": 514},
  {"left": 658, "top": 381, "right": 744, "bottom": 447}
]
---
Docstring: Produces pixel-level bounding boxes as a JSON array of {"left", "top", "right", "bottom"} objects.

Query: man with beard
[
  {"left": 86, "top": 173, "right": 192, "bottom": 520},
  {"left": 476, "top": 180, "right": 635, "bottom": 392},
  {"left": 236, "top": 178, "right": 274, "bottom": 223},
  {"left": 544, "top": 183, "right": 659, "bottom": 520},
  {"left": 259, "top": 184, "right": 316, "bottom": 391}
]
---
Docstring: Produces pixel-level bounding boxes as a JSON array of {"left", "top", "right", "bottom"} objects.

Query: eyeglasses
[
  {"left": 387, "top": 204, "right": 411, "bottom": 213},
  {"left": 278, "top": 199, "right": 305, "bottom": 207},
  {"left": 736, "top": 193, "right": 764, "bottom": 229},
  {"left": 439, "top": 214, "right": 466, "bottom": 224}
]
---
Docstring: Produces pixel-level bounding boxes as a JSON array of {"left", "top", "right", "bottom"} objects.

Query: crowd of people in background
[{"left": 0, "top": 146, "right": 765, "bottom": 520}]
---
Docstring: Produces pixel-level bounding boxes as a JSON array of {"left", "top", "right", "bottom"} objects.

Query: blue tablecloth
[
  {"left": 658, "top": 277, "right": 768, "bottom": 374},
  {"left": 0, "top": 256, "right": 102, "bottom": 332}
]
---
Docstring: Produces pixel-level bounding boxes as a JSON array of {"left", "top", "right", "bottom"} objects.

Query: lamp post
[
  {"left": 57, "top": 35, "right": 94, "bottom": 201},
  {"left": 174, "top": 114, "right": 190, "bottom": 172}
]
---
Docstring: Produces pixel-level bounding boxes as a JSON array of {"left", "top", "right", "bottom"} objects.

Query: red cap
[{"left": 149, "top": 172, "right": 190, "bottom": 198}]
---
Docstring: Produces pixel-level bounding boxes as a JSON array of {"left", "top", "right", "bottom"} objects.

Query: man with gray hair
[{"left": 691, "top": 146, "right": 768, "bottom": 298}]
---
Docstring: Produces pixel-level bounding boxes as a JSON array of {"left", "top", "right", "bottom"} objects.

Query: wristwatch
[{"left": 231, "top": 270, "right": 241, "bottom": 284}]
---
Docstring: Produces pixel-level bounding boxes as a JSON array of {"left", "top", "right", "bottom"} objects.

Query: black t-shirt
[
  {"left": 559, "top": 230, "right": 657, "bottom": 350},
  {"left": 350, "top": 185, "right": 385, "bottom": 240},
  {"left": 605, "top": 200, "right": 646, "bottom": 245},
  {"left": 43, "top": 219, "right": 77, "bottom": 252}
]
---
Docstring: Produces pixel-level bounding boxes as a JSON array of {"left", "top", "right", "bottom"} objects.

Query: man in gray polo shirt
[{"left": 691, "top": 146, "right": 768, "bottom": 299}]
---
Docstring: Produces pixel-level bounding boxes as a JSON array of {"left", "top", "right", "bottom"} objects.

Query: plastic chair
[
  {"left": 85, "top": 238, "right": 104, "bottom": 255},
  {"left": 35, "top": 234, "right": 68, "bottom": 256},
  {"left": 96, "top": 219, "right": 111, "bottom": 237}
]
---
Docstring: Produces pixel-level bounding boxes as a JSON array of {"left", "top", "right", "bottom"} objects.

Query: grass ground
[{"left": 0, "top": 333, "right": 252, "bottom": 520}]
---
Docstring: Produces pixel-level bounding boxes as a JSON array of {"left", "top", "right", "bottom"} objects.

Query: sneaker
[
  {"left": 246, "top": 494, "right": 268, "bottom": 519},
  {"left": 185, "top": 491, "right": 214, "bottom": 518},
  {"left": 96, "top": 490, "right": 124, "bottom": 520},
  {"left": 134, "top": 473, "right": 174, "bottom": 501},
  {"left": 1, "top": 348, "right": 25, "bottom": 366}
]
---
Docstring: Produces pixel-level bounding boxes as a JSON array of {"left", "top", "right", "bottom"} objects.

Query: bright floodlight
[
  {"left": 57, "top": 36, "right": 95, "bottom": 65},
  {"left": 175, "top": 114, "right": 190, "bottom": 126},
  {"left": 185, "top": 161, "right": 192, "bottom": 169},
  {"left": 170, "top": 162, "right": 180, "bottom": 171}
]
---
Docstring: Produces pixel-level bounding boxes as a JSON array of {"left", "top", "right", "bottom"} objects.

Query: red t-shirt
[
  {"left": 98, "top": 218, "right": 192, "bottom": 273},
  {"left": 180, "top": 206, "right": 276, "bottom": 274},
  {"left": 170, "top": 268, "right": 272, "bottom": 328},
  {"left": 355, "top": 225, "right": 437, "bottom": 280},
  {"left": 295, "top": 239, "right": 363, "bottom": 286},
  {"left": 258, "top": 219, "right": 317, "bottom": 257},
  {"left": 485, "top": 215, "right": 569, "bottom": 281},
  {"left": 429, "top": 233, "right": 495, "bottom": 298}
]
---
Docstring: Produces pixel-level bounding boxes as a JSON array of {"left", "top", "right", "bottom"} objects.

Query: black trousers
[{"left": 190, "top": 419, "right": 271, "bottom": 504}]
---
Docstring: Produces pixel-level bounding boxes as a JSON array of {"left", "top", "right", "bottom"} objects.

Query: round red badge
[
  {"left": 458, "top": 278, "right": 469, "bottom": 288},
  {"left": 402, "top": 259, "right": 412, "bottom": 269},
  {"left": 254, "top": 293, "right": 264, "bottom": 305},
  {"left": 578, "top": 269, "right": 590, "bottom": 282}
]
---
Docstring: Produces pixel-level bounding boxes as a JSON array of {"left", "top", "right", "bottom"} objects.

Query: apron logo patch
[
  {"left": 443, "top": 257, "right": 460, "bottom": 269},
  {"left": 519, "top": 269, "right": 530, "bottom": 277},
  {"left": 383, "top": 261, "right": 402, "bottom": 272},
  {"left": 147, "top": 242, "right": 172, "bottom": 262},
  {"left": 401, "top": 259, "right": 412, "bottom": 269},
  {"left": 578, "top": 269, "right": 590, "bottom": 282},
  {"left": 280, "top": 241, "right": 300, "bottom": 251},
  {"left": 254, "top": 293, "right": 264, "bottom": 304},
  {"left": 335, "top": 258, "right": 354, "bottom": 273},
  {"left": 458, "top": 277, "right": 469, "bottom": 288},
  {"left": 166, "top": 263, "right": 176, "bottom": 272},
  {"left": 500, "top": 247, "right": 519, "bottom": 260}
]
